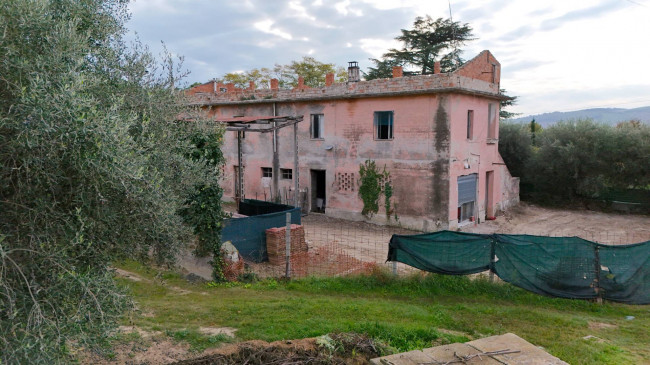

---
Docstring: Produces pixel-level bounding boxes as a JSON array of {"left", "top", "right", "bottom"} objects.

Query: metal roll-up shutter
[{"left": 458, "top": 174, "right": 477, "bottom": 205}]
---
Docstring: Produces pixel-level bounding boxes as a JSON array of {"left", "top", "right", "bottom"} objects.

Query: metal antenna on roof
[{"left": 448, "top": 0, "right": 459, "bottom": 69}]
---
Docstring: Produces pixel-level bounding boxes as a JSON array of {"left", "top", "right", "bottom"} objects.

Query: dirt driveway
[{"left": 460, "top": 203, "right": 650, "bottom": 245}]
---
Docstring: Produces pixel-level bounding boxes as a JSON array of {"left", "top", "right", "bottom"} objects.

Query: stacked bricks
[{"left": 266, "top": 224, "right": 307, "bottom": 266}]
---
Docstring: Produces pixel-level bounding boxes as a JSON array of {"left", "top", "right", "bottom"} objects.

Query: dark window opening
[
  {"left": 262, "top": 167, "right": 272, "bottom": 178},
  {"left": 374, "top": 111, "right": 393, "bottom": 140},
  {"left": 311, "top": 114, "right": 324, "bottom": 139},
  {"left": 488, "top": 104, "right": 496, "bottom": 139},
  {"left": 281, "top": 168, "right": 292, "bottom": 180},
  {"left": 311, "top": 170, "right": 326, "bottom": 213},
  {"left": 467, "top": 110, "right": 474, "bottom": 140}
]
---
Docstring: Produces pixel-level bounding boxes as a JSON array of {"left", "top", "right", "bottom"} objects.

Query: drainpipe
[
  {"left": 470, "top": 152, "right": 480, "bottom": 225},
  {"left": 272, "top": 103, "right": 280, "bottom": 203}
]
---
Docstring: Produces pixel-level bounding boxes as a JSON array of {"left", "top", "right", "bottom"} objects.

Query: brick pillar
[
  {"left": 325, "top": 73, "right": 334, "bottom": 86},
  {"left": 392, "top": 66, "right": 403, "bottom": 78},
  {"left": 226, "top": 83, "right": 235, "bottom": 92},
  {"left": 297, "top": 76, "right": 305, "bottom": 88},
  {"left": 270, "top": 78, "right": 279, "bottom": 90},
  {"left": 249, "top": 81, "right": 255, "bottom": 90},
  {"left": 265, "top": 225, "right": 307, "bottom": 266},
  {"left": 434, "top": 61, "right": 441, "bottom": 74}
]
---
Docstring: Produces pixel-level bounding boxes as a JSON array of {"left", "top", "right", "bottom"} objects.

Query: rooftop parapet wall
[
  {"left": 188, "top": 50, "right": 505, "bottom": 106},
  {"left": 190, "top": 74, "right": 503, "bottom": 106}
]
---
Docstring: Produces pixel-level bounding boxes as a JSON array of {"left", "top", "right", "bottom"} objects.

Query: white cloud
[
  {"left": 254, "top": 19, "right": 293, "bottom": 40},
  {"left": 334, "top": 0, "right": 363, "bottom": 16},
  {"left": 288, "top": 0, "right": 317, "bottom": 21},
  {"left": 359, "top": 38, "right": 399, "bottom": 58}
]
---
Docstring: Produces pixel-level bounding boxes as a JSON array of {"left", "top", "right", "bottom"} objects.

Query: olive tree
[{"left": 0, "top": 0, "right": 223, "bottom": 362}]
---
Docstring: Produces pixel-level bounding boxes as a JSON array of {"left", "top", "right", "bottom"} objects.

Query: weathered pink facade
[{"left": 189, "top": 50, "right": 519, "bottom": 230}]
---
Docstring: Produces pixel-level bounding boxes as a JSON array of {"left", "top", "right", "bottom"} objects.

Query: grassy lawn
[{"left": 116, "top": 261, "right": 649, "bottom": 364}]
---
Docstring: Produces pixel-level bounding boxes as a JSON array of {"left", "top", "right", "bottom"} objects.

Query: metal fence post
[
  {"left": 285, "top": 212, "right": 291, "bottom": 279},
  {"left": 489, "top": 238, "right": 496, "bottom": 282},
  {"left": 594, "top": 245, "right": 602, "bottom": 304}
]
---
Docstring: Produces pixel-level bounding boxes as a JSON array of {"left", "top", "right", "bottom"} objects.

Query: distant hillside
[{"left": 510, "top": 106, "right": 650, "bottom": 127}]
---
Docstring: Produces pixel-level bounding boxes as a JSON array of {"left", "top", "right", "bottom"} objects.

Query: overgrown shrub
[{"left": 0, "top": 0, "right": 221, "bottom": 362}]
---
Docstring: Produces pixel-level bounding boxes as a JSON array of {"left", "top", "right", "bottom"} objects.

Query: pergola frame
[{"left": 215, "top": 115, "right": 303, "bottom": 208}]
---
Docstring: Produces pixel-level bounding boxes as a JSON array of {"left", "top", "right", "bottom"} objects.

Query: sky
[{"left": 126, "top": 0, "right": 650, "bottom": 116}]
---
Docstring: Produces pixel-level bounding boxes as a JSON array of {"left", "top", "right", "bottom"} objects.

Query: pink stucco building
[{"left": 188, "top": 50, "right": 519, "bottom": 230}]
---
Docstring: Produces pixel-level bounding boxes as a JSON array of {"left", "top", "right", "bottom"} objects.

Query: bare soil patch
[
  {"left": 78, "top": 328, "right": 191, "bottom": 365},
  {"left": 114, "top": 268, "right": 192, "bottom": 295},
  {"left": 198, "top": 327, "right": 237, "bottom": 337},
  {"left": 462, "top": 203, "right": 650, "bottom": 244},
  {"left": 588, "top": 321, "right": 618, "bottom": 330}
]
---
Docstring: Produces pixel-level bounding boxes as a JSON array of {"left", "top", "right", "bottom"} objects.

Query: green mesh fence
[
  {"left": 222, "top": 199, "right": 301, "bottom": 262},
  {"left": 388, "top": 231, "right": 492, "bottom": 275},
  {"left": 493, "top": 234, "right": 598, "bottom": 300},
  {"left": 599, "top": 242, "right": 650, "bottom": 304},
  {"left": 388, "top": 231, "right": 650, "bottom": 304}
]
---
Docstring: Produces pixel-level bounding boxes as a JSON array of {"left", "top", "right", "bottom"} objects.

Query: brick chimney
[
  {"left": 297, "top": 76, "right": 305, "bottom": 88},
  {"left": 347, "top": 61, "right": 360, "bottom": 82},
  {"left": 270, "top": 78, "right": 279, "bottom": 90},
  {"left": 392, "top": 66, "right": 403, "bottom": 78},
  {"left": 434, "top": 61, "right": 441, "bottom": 74},
  {"left": 249, "top": 81, "right": 255, "bottom": 90},
  {"left": 325, "top": 72, "right": 334, "bottom": 86}
]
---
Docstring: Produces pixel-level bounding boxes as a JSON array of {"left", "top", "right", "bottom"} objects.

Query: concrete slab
[
  {"left": 467, "top": 333, "right": 568, "bottom": 365},
  {"left": 371, "top": 333, "right": 568, "bottom": 365},
  {"left": 369, "top": 350, "right": 435, "bottom": 365},
  {"left": 422, "top": 343, "right": 501, "bottom": 364}
]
